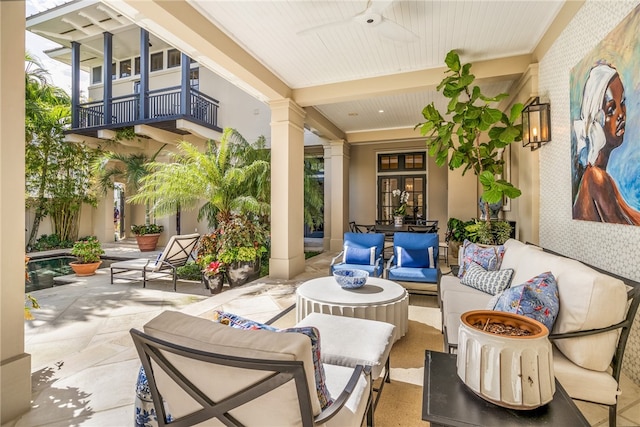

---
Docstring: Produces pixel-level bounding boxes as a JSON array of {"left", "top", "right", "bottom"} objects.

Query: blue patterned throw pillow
[
  {"left": 460, "top": 262, "right": 514, "bottom": 295},
  {"left": 458, "top": 240, "right": 505, "bottom": 278},
  {"left": 213, "top": 310, "right": 333, "bottom": 410},
  {"left": 491, "top": 271, "right": 560, "bottom": 331}
]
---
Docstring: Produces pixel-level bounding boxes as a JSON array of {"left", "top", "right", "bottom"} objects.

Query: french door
[{"left": 378, "top": 175, "right": 425, "bottom": 222}]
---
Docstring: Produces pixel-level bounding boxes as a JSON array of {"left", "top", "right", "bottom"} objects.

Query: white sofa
[{"left": 439, "top": 239, "right": 640, "bottom": 425}]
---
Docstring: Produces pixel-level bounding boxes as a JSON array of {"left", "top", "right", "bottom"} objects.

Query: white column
[
  {"left": 328, "top": 140, "right": 350, "bottom": 252},
  {"left": 1, "top": 1, "right": 31, "bottom": 422},
  {"left": 269, "top": 99, "right": 306, "bottom": 279}
]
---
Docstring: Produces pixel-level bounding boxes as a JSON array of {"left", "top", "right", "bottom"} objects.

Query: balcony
[{"left": 70, "top": 86, "right": 222, "bottom": 138}]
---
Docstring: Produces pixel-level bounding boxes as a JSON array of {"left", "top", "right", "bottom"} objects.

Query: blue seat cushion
[
  {"left": 332, "top": 263, "right": 381, "bottom": 277},
  {"left": 388, "top": 266, "right": 438, "bottom": 283}
]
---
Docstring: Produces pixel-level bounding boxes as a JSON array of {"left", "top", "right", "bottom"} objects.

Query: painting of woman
[{"left": 572, "top": 63, "right": 640, "bottom": 224}]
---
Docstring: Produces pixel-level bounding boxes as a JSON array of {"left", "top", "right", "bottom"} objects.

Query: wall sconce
[{"left": 522, "top": 97, "right": 551, "bottom": 151}]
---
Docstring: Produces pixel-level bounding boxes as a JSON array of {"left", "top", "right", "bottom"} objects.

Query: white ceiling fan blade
[
  {"left": 297, "top": 17, "right": 353, "bottom": 37},
  {"left": 377, "top": 18, "right": 419, "bottom": 43}
]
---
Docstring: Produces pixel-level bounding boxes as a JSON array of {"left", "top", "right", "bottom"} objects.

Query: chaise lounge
[{"left": 110, "top": 233, "right": 200, "bottom": 291}]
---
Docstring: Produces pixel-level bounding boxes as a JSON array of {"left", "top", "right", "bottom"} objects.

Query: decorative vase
[
  {"left": 393, "top": 216, "right": 404, "bottom": 227},
  {"left": 69, "top": 261, "right": 102, "bottom": 276},
  {"left": 203, "top": 273, "right": 224, "bottom": 294},
  {"left": 225, "top": 259, "right": 260, "bottom": 287},
  {"left": 134, "top": 233, "right": 161, "bottom": 252},
  {"left": 457, "top": 310, "right": 555, "bottom": 410}
]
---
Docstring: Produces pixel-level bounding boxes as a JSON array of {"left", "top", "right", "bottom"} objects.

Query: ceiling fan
[{"left": 298, "top": 0, "right": 418, "bottom": 43}]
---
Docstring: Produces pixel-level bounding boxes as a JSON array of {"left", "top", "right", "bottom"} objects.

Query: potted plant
[
  {"left": 131, "top": 223, "right": 164, "bottom": 252},
  {"left": 445, "top": 217, "right": 471, "bottom": 259},
  {"left": 216, "top": 216, "right": 268, "bottom": 287},
  {"left": 69, "top": 236, "right": 105, "bottom": 276},
  {"left": 457, "top": 310, "right": 554, "bottom": 409},
  {"left": 416, "top": 50, "right": 523, "bottom": 229},
  {"left": 464, "top": 219, "right": 513, "bottom": 246},
  {"left": 202, "top": 259, "right": 225, "bottom": 294},
  {"left": 391, "top": 189, "right": 409, "bottom": 226}
]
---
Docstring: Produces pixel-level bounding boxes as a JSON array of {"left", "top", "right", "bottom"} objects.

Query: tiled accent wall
[{"left": 538, "top": 0, "right": 640, "bottom": 383}]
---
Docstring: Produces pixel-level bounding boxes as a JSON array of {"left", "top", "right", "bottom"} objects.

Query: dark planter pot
[
  {"left": 203, "top": 273, "right": 224, "bottom": 294},
  {"left": 135, "top": 233, "right": 161, "bottom": 252},
  {"left": 225, "top": 259, "right": 260, "bottom": 288},
  {"left": 69, "top": 261, "right": 102, "bottom": 276}
]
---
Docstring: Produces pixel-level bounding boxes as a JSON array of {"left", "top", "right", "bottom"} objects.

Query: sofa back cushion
[
  {"left": 505, "top": 244, "right": 627, "bottom": 371},
  {"left": 500, "top": 239, "right": 541, "bottom": 271},
  {"left": 143, "top": 310, "right": 322, "bottom": 422}
]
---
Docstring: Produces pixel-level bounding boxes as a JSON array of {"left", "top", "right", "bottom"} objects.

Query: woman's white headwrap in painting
[{"left": 574, "top": 64, "right": 617, "bottom": 166}]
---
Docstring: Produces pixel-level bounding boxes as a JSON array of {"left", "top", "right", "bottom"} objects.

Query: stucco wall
[
  {"left": 349, "top": 140, "right": 448, "bottom": 241},
  {"left": 538, "top": 0, "right": 640, "bottom": 382}
]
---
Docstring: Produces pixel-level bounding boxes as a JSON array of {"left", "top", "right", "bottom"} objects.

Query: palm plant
[
  {"left": 130, "top": 128, "right": 269, "bottom": 227},
  {"left": 92, "top": 144, "right": 167, "bottom": 226}
]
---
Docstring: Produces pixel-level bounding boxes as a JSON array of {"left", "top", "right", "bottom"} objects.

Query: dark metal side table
[{"left": 422, "top": 350, "right": 590, "bottom": 427}]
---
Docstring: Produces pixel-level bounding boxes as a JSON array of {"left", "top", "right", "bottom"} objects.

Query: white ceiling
[
  {"left": 186, "top": 0, "right": 565, "bottom": 136},
  {"left": 27, "top": 0, "right": 570, "bottom": 140}
]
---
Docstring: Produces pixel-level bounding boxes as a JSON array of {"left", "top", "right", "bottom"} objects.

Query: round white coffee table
[{"left": 296, "top": 276, "right": 409, "bottom": 342}]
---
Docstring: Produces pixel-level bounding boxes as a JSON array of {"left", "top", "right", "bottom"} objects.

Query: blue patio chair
[
  {"left": 385, "top": 232, "right": 440, "bottom": 293},
  {"left": 329, "top": 232, "right": 385, "bottom": 277}
]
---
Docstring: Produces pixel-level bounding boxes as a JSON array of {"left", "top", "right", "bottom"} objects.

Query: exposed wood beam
[{"left": 293, "top": 54, "right": 532, "bottom": 107}]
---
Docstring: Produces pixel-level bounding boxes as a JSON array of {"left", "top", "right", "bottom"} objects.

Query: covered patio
[{"left": 11, "top": 243, "right": 640, "bottom": 426}]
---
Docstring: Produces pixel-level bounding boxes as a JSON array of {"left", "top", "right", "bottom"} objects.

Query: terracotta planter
[
  {"left": 203, "top": 273, "right": 224, "bottom": 294},
  {"left": 69, "top": 261, "right": 102, "bottom": 276},
  {"left": 135, "top": 233, "right": 161, "bottom": 252},
  {"left": 457, "top": 310, "right": 555, "bottom": 410},
  {"left": 225, "top": 259, "right": 260, "bottom": 288}
]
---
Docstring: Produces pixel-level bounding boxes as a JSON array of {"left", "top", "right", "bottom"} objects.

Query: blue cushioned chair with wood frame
[
  {"left": 329, "top": 232, "right": 385, "bottom": 277},
  {"left": 385, "top": 232, "right": 441, "bottom": 295}
]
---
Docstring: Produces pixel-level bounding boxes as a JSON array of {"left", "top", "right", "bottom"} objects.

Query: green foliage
[
  {"left": 25, "top": 53, "right": 98, "bottom": 248},
  {"left": 416, "top": 50, "right": 523, "bottom": 208},
  {"left": 92, "top": 144, "right": 166, "bottom": 225},
  {"left": 31, "top": 234, "right": 74, "bottom": 252},
  {"left": 25, "top": 294, "right": 40, "bottom": 320},
  {"left": 70, "top": 236, "right": 104, "bottom": 264},
  {"left": 129, "top": 128, "right": 270, "bottom": 228},
  {"left": 464, "top": 219, "right": 513, "bottom": 245},
  {"left": 304, "top": 157, "right": 324, "bottom": 231},
  {"left": 445, "top": 218, "right": 471, "bottom": 243},
  {"left": 195, "top": 215, "right": 268, "bottom": 266},
  {"left": 130, "top": 224, "right": 164, "bottom": 235},
  {"left": 176, "top": 261, "right": 204, "bottom": 281}
]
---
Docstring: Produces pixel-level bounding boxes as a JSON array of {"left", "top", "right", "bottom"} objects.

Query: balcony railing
[{"left": 75, "top": 86, "right": 220, "bottom": 131}]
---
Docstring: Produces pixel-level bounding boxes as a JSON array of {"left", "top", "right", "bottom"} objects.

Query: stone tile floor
[{"left": 7, "top": 239, "right": 640, "bottom": 426}]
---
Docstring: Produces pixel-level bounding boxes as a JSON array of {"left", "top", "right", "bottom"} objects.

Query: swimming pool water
[{"left": 26, "top": 256, "right": 116, "bottom": 293}]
